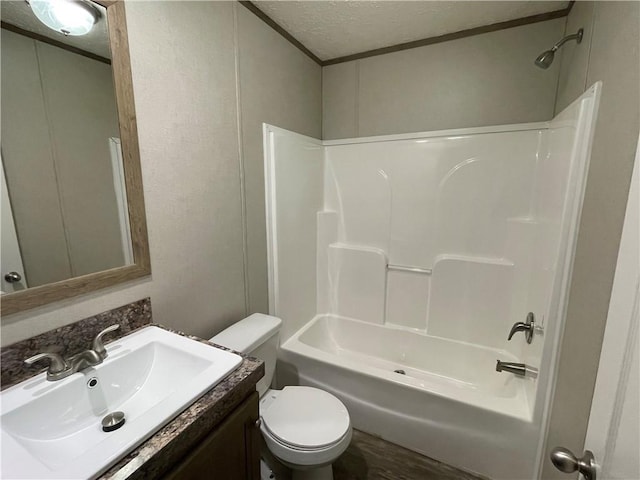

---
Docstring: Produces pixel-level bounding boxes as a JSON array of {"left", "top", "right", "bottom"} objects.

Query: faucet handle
[
  {"left": 24, "top": 352, "right": 69, "bottom": 374},
  {"left": 92, "top": 324, "right": 120, "bottom": 359},
  {"left": 507, "top": 312, "right": 535, "bottom": 343}
]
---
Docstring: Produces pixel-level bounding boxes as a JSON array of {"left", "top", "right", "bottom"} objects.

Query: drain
[
  {"left": 87, "top": 377, "right": 99, "bottom": 388},
  {"left": 102, "top": 411, "right": 126, "bottom": 432},
  {"left": 394, "top": 369, "right": 406, "bottom": 375}
]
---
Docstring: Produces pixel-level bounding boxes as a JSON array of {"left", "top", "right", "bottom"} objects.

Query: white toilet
[{"left": 211, "top": 313, "right": 352, "bottom": 480}]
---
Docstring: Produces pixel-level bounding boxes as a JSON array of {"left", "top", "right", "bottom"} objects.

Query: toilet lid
[{"left": 261, "top": 386, "right": 350, "bottom": 449}]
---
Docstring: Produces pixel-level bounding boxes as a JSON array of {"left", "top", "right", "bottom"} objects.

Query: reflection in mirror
[{"left": 1, "top": 1, "right": 133, "bottom": 294}]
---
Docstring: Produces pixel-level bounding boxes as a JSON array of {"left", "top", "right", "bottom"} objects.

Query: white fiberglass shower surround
[{"left": 264, "top": 84, "right": 601, "bottom": 479}]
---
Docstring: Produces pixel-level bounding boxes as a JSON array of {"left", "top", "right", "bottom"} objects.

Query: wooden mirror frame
[{"left": 1, "top": 0, "right": 151, "bottom": 316}]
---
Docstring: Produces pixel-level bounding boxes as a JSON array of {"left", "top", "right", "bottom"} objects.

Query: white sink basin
[{"left": 1, "top": 326, "right": 242, "bottom": 479}]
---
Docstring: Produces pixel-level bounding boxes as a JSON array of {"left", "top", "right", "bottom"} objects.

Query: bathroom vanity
[
  {"left": 163, "top": 391, "right": 260, "bottom": 480},
  {"left": 0, "top": 300, "right": 264, "bottom": 480}
]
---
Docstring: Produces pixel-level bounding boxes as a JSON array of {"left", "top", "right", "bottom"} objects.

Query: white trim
[
  {"left": 263, "top": 122, "right": 550, "bottom": 148},
  {"left": 108, "top": 137, "right": 133, "bottom": 265},
  {"left": 263, "top": 125, "right": 279, "bottom": 317},
  {"left": 264, "top": 124, "right": 324, "bottom": 144},
  {"left": 535, "top": 82, "right": 602, "bottom": 478},
  {"left": 602, "top": 280, "right": 639, "bottom": 474},
  {"left": 322, "top": 121, "right": 550, "bottom": 146},
  {"left": 584, "top": 131, "right": 640, "bottom": 477}
]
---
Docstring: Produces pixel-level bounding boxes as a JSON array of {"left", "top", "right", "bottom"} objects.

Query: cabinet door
[{"left": 164, "top": 392, "right": 260, "bottom": 479}]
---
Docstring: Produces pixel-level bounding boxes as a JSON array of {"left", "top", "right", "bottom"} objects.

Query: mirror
[{"left": 0, "top": 0, "right": 150, "bottom": 315}]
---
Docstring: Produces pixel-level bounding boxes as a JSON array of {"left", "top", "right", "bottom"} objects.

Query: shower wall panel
[
  {"left": 385, "top": 270, "right": 430, "bottom": 330},
  {"left": 327, "top": 244, "right": 387, "bottom": 324},
  {"left": 428, "top": 256, "right": 514, "bottom": 349},
  {"left": 323, "top": 129, "right": 541, "bottom": 340},
  {"left": 264, "top": 126, "right": 324, "bottom": 341}
]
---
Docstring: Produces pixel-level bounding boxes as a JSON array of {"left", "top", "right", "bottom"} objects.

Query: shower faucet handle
[{"left": 507, "top": 312, "right": 536, "bottom": 344}]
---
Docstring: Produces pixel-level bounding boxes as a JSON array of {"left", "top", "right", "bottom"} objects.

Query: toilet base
[
  {"left": 261, "top": 446, "right": 335, "bottom": 480},
  {"left": 292, "top": 465, "right": 333, "bottom": 480},
  {"left": 261, "top": 459, "right": 276, "bottom": 480}
]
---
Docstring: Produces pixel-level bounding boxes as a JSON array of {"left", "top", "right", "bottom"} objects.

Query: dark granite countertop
[{"left": 99, "top": 324, "right": 264, "bottom": 479}]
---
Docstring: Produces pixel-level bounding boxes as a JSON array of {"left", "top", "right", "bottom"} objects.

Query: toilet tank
[{"left": 210, "top": 313, "right": 282, "bottom": 397}]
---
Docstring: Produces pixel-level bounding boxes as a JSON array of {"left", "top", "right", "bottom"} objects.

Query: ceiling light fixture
[{"left": 28, "top": 0, "right": 99, "bottom": 36}]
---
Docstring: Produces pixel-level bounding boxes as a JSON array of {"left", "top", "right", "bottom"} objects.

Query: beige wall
[
  {"left": 543, "top": 2, "right": 639, "bottom": 477},
  {"left": 1, "top": 2, "right": 322, "bottom": 345},
  {"left": 322, "top": 18, "right": 565, "bottom": 139}
]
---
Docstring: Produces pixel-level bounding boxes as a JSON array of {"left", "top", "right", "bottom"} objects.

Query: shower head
[
  {"left": 535, "top": 50, "right": 555, "bottom": 69},
  {"left": 535, "top": 28, "right": 583, "bottom": 69}
]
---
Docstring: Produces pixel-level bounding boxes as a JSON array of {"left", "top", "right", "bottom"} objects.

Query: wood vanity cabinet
[{"left": 164, "top": 392, "right": 260, "bottom": 480}]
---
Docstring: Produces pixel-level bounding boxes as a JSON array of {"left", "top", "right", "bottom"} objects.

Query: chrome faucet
[
  {"left": 508, "top": 312, "right": 536, "bottom": 344},
  {"left": 496, "top": 360, "right": 538, "bottom": 378},
  {"left": 25, "top": 324, "right": 119, "bottom": 381}
]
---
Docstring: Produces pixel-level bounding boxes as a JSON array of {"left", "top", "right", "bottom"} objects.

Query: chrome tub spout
[{"left": 496, "top": 360, "right": 538, "bottom": 378}]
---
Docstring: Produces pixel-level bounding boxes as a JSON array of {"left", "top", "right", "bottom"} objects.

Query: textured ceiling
[
  {"left": 253, "top": 1, "right": 570, "bottom": 61},
  {"left": 1, "top": 1, "right": 110, "bottom": 59}
]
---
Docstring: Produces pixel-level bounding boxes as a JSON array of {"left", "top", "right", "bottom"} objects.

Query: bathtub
[{"left": 278, "top": 315, "right": 540, "bottom": 479}]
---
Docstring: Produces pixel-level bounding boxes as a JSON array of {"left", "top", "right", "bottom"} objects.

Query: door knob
[
  {"left": 550, "top": 446, "right": 597, "bottom": 480},
  {"left": 4, "top": 271, "right": 22, "bottom": 283}
]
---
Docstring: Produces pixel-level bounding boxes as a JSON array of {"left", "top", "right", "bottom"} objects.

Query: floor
[{"left": 333, "top": 430, "right": 488, "bottom": 480}]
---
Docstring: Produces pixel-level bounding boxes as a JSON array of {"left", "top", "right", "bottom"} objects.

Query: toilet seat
[
  {"left": 261, "top": 386, "right": 351, "bottom": 450},
  {"left": 267, "top": 431, "right": 351, "bottom": 452},
  {"left": 261, "top": 424, "right": 352, "bottom": 467}
]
